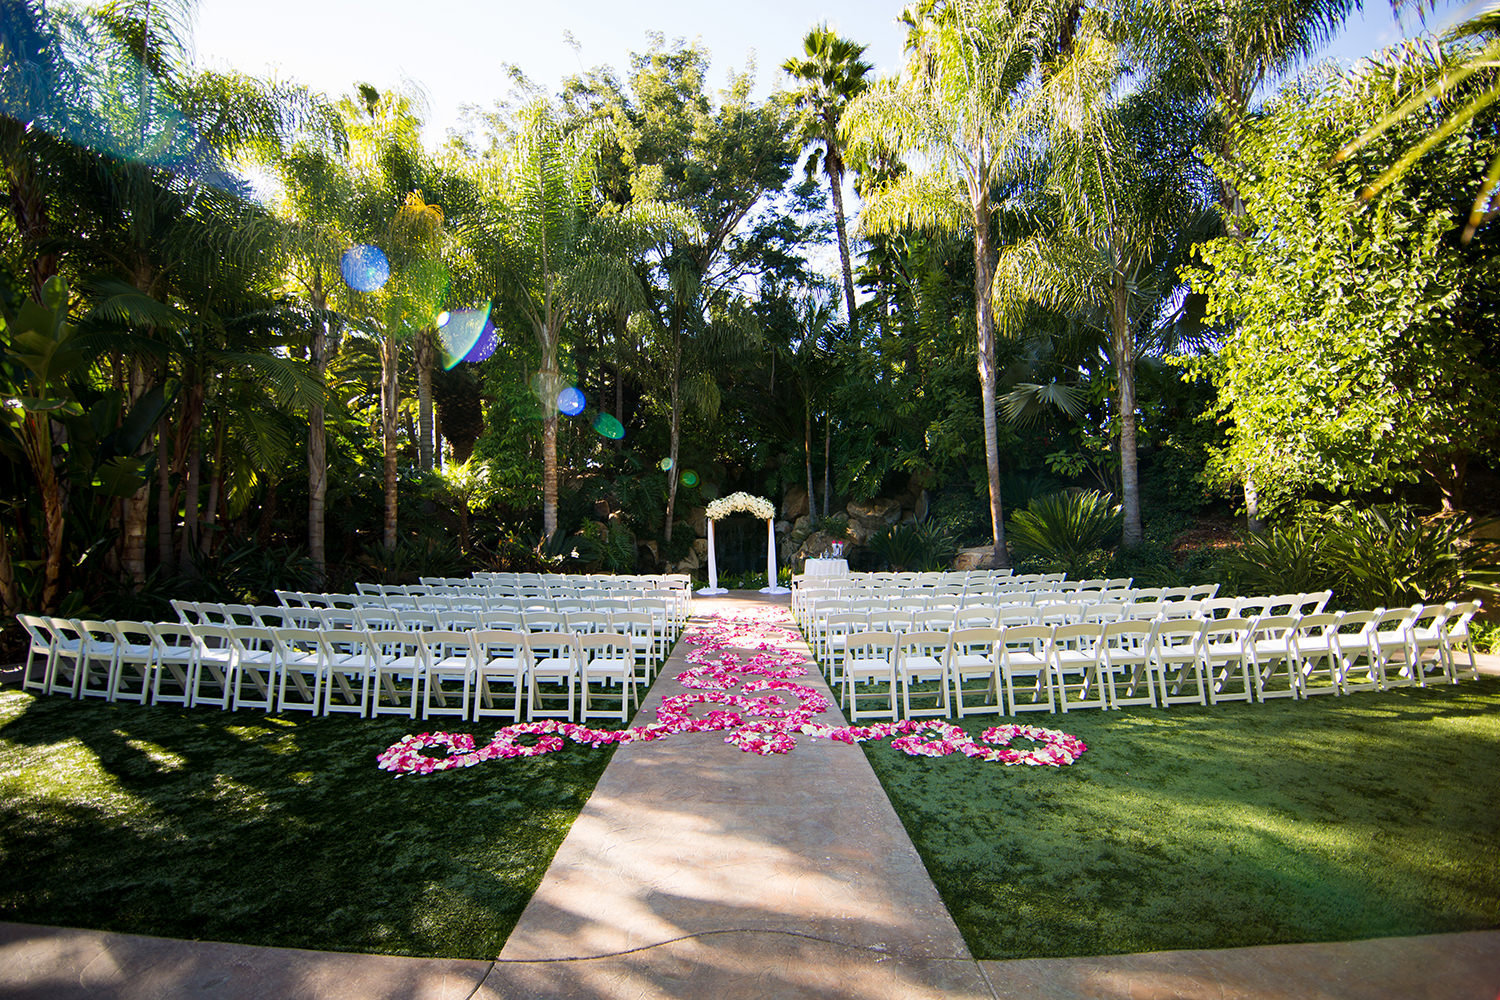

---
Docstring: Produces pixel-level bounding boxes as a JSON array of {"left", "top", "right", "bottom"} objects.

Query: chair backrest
[
  {"left": 318, "top": 607, "right": 360, "bottom": 630},
  {"left": 271, "top": 627, "right": 321, "bottom": 663},
  {"left": 1445, "top": 601, "right": 1480, "bottom": 636},
  {"left": 1199, "top": 598, "right": 1240, "bottom": 620},
  {"left": 470, "top": 629, "right": 532, "bottom": 664},
  {"left": 1160, "top": 587, "right": 1195, "bottom": 601},
  {"left": 170, "top": 599, "right": 200, "bottom": 624},
  {"left": 358, "top": 608, "right": 401, "bottom": 631},
  {"left": 525, "top": 610, "right": 567, "bottom": 633},
  {"left": 999, "top": 623, "right": 1053, "bottom": 651},
  {"left": 912, "top": 609, "right": 955, "bottom": 631},
  {"left": 1296, "top": 590, "right": 1334, "bottom": 615},
  {"left": 898, "top": 629, "right": 949, "bottom": 659},
  {"left": 1101, "top": 619, "right": 1154, "bottom": 645},
  {"left": 1128, "top": 601, "right": 1166, "bottom": 620},
  {"left": 1187, "top": 583, "right": 1221, "bottom": 600},
  {"left": 1202, "top": 618, "right": 1252, "bottom": 649},
  {"left": 1131, "top": 587, "right": 1165, "bottom": 602},
  {"left": 417, "top": 629, "right": 472, "bottom": 664},
  {"left": 567, "top": 611, "right": 611, "bottom": 634},
  {"left": 16, "top": 614, "right": 55, "bottom": 654},
  {"left": 1296, "top": 612, "right": 1342, "bottom": 636},
  {"left": 148, "top": 620, "right": 196, "bottom": 657},
  {"left": 846, "top": 630, "right": 900, "bottom": 660},
  {"left": 948, "top": 626, "right": 1002, "bottom": 656},
  {"left": 1051, "top": 621, "right": 1103, "bottom": 651},
  {"left": 954, "top": 607, "right": 997, "bottom": 629},
  {"left": 576, "top": 632, "right": 631, "bottom": 659},
  {"left": 1233, "top": 596, "right": 1274, "bottom": 619},
  {"left": 395, "top": 608, "right": 441, "bottom": 630},
  {"left": 1410, "top": 603, "right": 1449, "bottom": 632},
  {"left": 866, "top": 610, "right": 911, "bottom": 633},
  {"left": 110, "top": 619, "right": 155, "bottom": 649},
  {"left": 1158, "top": 600, "right": 1202, "bottom": 620},
  {"left": 1249, "top": 615, "right": 1299, "bottom": 643},
  {"left": 1153, "top": 619, "right": 1206, "bottom": 652},
  {"left": 442, "top": 610, "right": 482, "bottom": 631}
]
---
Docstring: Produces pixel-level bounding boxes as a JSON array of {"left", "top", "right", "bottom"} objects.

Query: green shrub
[
  {"left": 869, "top": 522, "right": 957, "bottom": 572},
  {"left": 1321, "top": 505, "right": 1498, "bottom": 608},
  {"left": 1222, "top": 522, "right": 1329, "bottom": 596},
  {"left": 1008, "top": 490, "right": 1121, "bottom": 577}
]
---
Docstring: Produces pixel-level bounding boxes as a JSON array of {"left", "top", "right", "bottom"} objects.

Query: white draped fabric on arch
[{"left": 697, "top": 493, "right": 788, "bottom": 595}]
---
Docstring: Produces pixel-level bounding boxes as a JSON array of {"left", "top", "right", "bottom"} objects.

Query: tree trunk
[
  {"left": 416, "top": 327, "right": 435, "bottom": 471},
  {"left": 827, "top": 157, "right": 858, "bottom": 336},
  {"left": 1429, "top": 452, "right": 1468, "bottom": 512},
  {"left": 201, "top": 416, "right": 225, "bottom": 559},
  {"left": 823, "top": 413, "right": 831, "bottom": 518},
  {"left": 156, "top": 423, "right": 173, "bottom": 569},
  {"left": 1113, "top": 283, "right": 1142, "bottom": 548},
  {"left": 542, "top": 411, "right": 559, "bottom": 539},
  {"left": 804, "top": 392, "right": 816, "bottom": 521},
  {"left": 972, "top": 188, "right": 1009, "bottom": 568},
  {"left": 120, "top": 359, "right": 152, "bottom": 586},
  {"left": 180, "top": 430, "right": 201, "bottom": 574},
  {"left": 308, "top": 302, "right": 330, "bottom": 584},
  {"left": 0, "top": 517, "right": 19, "bottom": 619},
  {"left": 663, "top": 330, "right": 683, "bottom": 544},
  {"left": 1243, "top": 477, "right": 1264, "bottom": 534},
  {"left": 380, "top": 336, "right": 400, "bottom": 552}
]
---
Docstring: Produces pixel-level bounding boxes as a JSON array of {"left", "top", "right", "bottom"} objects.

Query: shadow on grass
[
  {"left": 862, "top": 678, "right": 1500, "bottom": 961},
  {"left": 0, "top": 691, "right": 614, "bottom": 959}
]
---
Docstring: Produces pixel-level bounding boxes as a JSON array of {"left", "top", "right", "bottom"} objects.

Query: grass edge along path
[
  {"left": 0, "top": 689, "right": 615, "bottom": 960},
  {"left": 863, "top": 677, "right": 1500, "bottom": 961}
]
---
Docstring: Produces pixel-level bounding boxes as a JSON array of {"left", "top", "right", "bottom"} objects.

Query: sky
[{"left": 191, "top": 0, "right": 1466, "bottom": 146}]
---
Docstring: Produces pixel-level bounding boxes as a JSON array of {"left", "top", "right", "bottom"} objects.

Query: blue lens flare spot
[
  {"left": 340, "top": 244, "right": 389, "bottom": 292},
  {"left": 557, "top": 387, "right": 586, "bottom": 416},
  {"left": 658, "top": 457, "right": 674, "bottom": 471}
]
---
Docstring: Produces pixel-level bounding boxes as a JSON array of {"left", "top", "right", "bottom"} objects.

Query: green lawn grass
[
  {"left": 0, "top": 690, "right": 613, "bottom": 959},
  {"left": 863, "top": 678, "right": 1500, "bottom": 960}
]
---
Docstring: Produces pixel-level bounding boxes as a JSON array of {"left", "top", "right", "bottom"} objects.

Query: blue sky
[{"left": 192, "top": 1, "right": 1464, "bottom": 144}]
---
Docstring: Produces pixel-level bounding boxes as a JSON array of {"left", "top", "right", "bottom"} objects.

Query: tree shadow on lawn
[
  {"left": 863, "top": 678, "right": 1500, "bottom": 961},
  {"left": 0, "top": 691, "right": 614, "bottom": 958}
]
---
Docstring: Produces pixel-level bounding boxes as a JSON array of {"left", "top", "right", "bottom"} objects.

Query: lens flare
[
  {"left": 557, "top": 387, "right": 586, "bottom": 416},
  {"left": 658, "top": 457, "right": 674, "bottom": 471},
  {"left": 438, "top": 304, "right": 493, "bottom": 370},
  {"left": 680, "top": 470, "right": 699, "bottom": 488},
  {"left": 341, "top": 245, "right": 390, "bottom": 292},
  {"left": 592, "top": 413, "right": 626, "bottom": 439},
  {"left": 465, "top": 319, "right": 498, "bottom": 363}
]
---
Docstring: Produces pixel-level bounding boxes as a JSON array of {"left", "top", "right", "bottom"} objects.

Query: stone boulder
[
  {"left": 953, "top": 545, "right": 1004, "bottom": 572},
  {"left": 845, "top": 497, "right": 901, "bottom": 543},
  {"left": 782, "top": 485, "right": 810, "bottom": 520},
  {"left": 688, "top": 506, "right": 708, "bottom": 538}
]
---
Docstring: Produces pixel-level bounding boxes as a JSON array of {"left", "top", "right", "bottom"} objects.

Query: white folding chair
[
  {"left": 370, "top": 631, "right": 423, "bottom": 718},
  {"left": 1408, "top": 604, "right": 1453, "bottom": 685},
  {"left": 149, "top": 622, "right": 198, "bottom": 706},
  {"left": 1151, "top": 619, "right": 1208, "bottom": 707},
  {"left": 1100, "top": 619, "right": 1157, "bottom": 709},
  {"left": 948, "top": 627, "right": 1003, "bottom": 717},
  {"left": 1332, "top": 611, "right": 1382, "bottom": 694},
  {"left": 843, "top": 631, "right": 899, "bottom": 722},
  {"left": 1247, "top": 615, "right": 1300, "bottom": 700},
  {"left": 1202, "top": 618, "right": 1254, "bottom": 704},
  {"left": 471, "top": 629, "right": 529, "bottom": 722},
  {"left": 187, "top": 623, "right": 237, "bottom": 710},
  {"left": 1000, "top": 624, "right": 1055, "bottom": 714},
  {"left": 1442, "top": 601, "right": 1483, "bottom": 681},
  {"left": 1369, "top": 606, "right": 1421, "bottom": 688},
  {"left": 526, "top": 631, "right": 579, "bottom": 721},
  {"left": 75, "top": 620, "right": 121, "bottom": 700},
  {"left": 1050, "top": 621, "right": 1107, "bottom": 712},
  {"left": 419, "top": 630, "right": 474, "bottom": 720},
  {"left": 16, "top": 614, "right": 59, "bottom": 695},
  {"left": 578, "top": 632, "right": 637, "bottom": 723},
  {"left": 1290, "top": 612, "right": 1343, "bottom": 696},
  {"left": 897, "top": 630, "right": 951, "bottom": 719},
  {"left": 318, "top": 629, "right": 379, "bottom": 716},
  {"left": 108, "top": 621, "right": 157, "bottom": 705},
  {"left": 272, "top": 627, "right": 325, "bottom": 713}
]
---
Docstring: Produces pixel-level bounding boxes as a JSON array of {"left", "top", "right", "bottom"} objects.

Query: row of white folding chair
[
  {"left": 15, "top": 612, "right": 650, "bottom": 720},
  {"left": 180, "top": 624, "right": 638, "bottom": 722},
  {"left": 346, "top": 607, "right": 665, "bottom": 677},
  {"left": 837, "top": 602, "right": 1483, "bottom": 719}
]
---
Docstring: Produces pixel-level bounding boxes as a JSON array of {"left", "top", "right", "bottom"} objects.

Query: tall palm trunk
[
  {"left": 804, "top": 391, "right": 816, "bottom": 520},
  {"left": 1112, "top": 281, "right": 1141, "bottom": 547},
  {"left": 121, "top": 357, "right": 152, "bottom": 585},
  {"left": 308, "top": 286, "right": 330, "bottom": 583},
  {"left": 972, "top": 182, "right": 1009, "bottom": 568},
  {"left": 542, "top": 409, "right": 559, "bottom": 539},
  {"left": 823, "top": 414, "right": 831, "bottom": 518},
  {"left": 663, "top": 327, "right": 683, "bottom": 544},
  {"left": 380, "top": 336, "right": 400, "bottom": 551},
  {"left": 415, "top": 327, "right": 436, "bottom": 470},
  {"left": 827, "top": 155, "right": 858, "bottom": 334}
]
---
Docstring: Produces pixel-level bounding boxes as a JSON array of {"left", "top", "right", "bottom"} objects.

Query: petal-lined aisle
[{"left": 484, "top": 592, "right": 994, "bottom": 1000}]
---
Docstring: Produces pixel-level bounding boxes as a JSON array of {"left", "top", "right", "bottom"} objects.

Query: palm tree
[
  {"left": 782, "top": 25, "right": 873, "bottom": 335},
  {"left": 842, "top": 0, "right": 1069, "bottom": 567},
  {"left": 998, "top": 32, "right": 1212, "bottom": 547},
  {"left": 1131, "top": 0, "right": 1358, "bottom": 529},
  {"left": 464, "top": 100, "right": 644, "bottom": 540}
]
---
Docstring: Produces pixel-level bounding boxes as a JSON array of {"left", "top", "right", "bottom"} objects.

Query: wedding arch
[{"left": 698, "top": 492, "right": 788, "bottom": 595}]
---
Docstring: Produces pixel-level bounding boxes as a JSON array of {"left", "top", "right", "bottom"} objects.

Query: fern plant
[{"left": 868, "top": 523, "right": 957, "bottom": 572}]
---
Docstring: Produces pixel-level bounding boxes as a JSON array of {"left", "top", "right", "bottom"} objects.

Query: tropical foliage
[{"left": 0, "top": 0, "right": 1495, "bottom": 638}]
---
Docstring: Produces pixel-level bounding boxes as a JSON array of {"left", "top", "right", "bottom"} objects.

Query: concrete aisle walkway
[{"left": 485, "top": 592, "right": 994, "bottom": 999}]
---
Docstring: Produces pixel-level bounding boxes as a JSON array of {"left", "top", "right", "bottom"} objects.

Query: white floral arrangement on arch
[{"left": 706, "top": 492, "right": 775, "bottom": 521}]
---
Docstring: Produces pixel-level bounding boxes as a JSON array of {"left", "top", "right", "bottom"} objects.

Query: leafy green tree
[
  {"left": 998, "top": 33, "right": 1212, "bottom": 547},
  {"left": 1129, "top": 0, "right": 1358, "bottom": 528},
  {"left": 843, "top": 0, "right": 1076, "bottom": 566},
  {"left": 782, "top": 24, "right": 872, "bottom": 335},
  {"left": 1188, "top": 56, "right": 1500, "bottom": 512}
]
